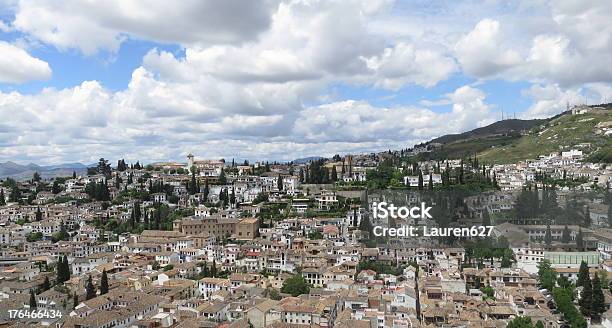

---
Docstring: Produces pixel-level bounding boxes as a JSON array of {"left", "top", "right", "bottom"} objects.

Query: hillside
[
  {"left": 430, "top": 119, "right": 543, "bottom": 144},
  {"left": 416, "top": 104, "right": 612, "bottom": 164},
  {"left": 479, "top": 106, "right": 612, "bottom": 164}
]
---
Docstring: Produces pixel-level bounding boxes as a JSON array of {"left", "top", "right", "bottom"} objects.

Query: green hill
[{"left": 416, "top": 104, "right": 612, "bottom": 164}]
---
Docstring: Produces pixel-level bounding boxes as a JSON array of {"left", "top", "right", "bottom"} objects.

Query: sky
[{"left": 0, "top": 0, "right": 611, "bottom": 165}]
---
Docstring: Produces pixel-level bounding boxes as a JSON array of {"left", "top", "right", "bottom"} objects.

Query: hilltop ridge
[{"left": 413, "top": 103, "right": 612, "bottom": 164}]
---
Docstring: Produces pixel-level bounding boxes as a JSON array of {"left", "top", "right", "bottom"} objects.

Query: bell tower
[{"left": 187, "top": 153, "right": 195, "bottom": 172}]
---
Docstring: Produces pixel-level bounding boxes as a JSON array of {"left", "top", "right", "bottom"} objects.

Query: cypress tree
[
  {"left": 584, "top": 206, "right": 591, "bottom": 227},
  {"left": 0, "top": 189, "right": 5, "bottom": 206},
  {"left": 72, "top": 292, "right": 78, "bottom": 309},
  {"left": 203, "top": 180, "right": 209, "bottom": 203},
  {"left": 417, "top": 170, "right": 424, "bottom": 190},
  {"left": 29, "top": 290, "right": 37, "bottom": 308},
  {"left": 190, "top": 170, "right": 197, "bottom": 195},
  {"left": 579, "top": 276, "right": 592, "bottom": 316},
  {"left": 41, "top": 276, "right": 50, "bottom": 292},
  {"left": 134, "top": 202, "right": 141, "bottom": 224},
  {"left": 608, "top": 200, "right": 612, "bottom": 228},
  {"left": 277, "top": 174, "right": 283, "bottom": 191},
  {"left": 63, "top": 255, "right": 71, "bottom": 282},
  {"left": 577, "top": 228, "right": 584, "bottom": 250},
  {"left": 561, "top": 225, "right": 571, "bottom": 243},
  {"left": 211, "top": 260, "right": 217, "bottom": 277},
  {"left": 144, "top": 212, "right": 149, "bottom": 230},
  {"left": 85, "top": 276, "right": 96, "bottom": 300},
  {"left": 129, "top": 209, "right": 135, "bottom": 230},
  {"left": 544, "top": 224, "right": 552, "bottom": 245},
  {"left": 100, "top": 269, "right": 109, "bottom": 295},
  {"left": 577, "top": 261, "right": 590, "bottom": 288},
  {"left": 593, "top": 273, "right": 606, "bottom": 316},
  {"left": 219, "top": 168, "right": 227, "bottom": 184},
  {"left": 56, "top": 256, "right": 63, "bottom": 283},
  {"left": 415, "top": 266, "right": 421, "bottom": 322},
  {"left": 36, "top": 207, "right": 42, "bottom": 221}
]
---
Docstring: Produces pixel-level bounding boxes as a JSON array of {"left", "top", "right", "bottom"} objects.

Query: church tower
[{"left": 187, "top": 153, "right": 195, "bottom": 172}]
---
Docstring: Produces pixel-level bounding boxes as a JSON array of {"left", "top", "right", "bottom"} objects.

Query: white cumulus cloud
[{"left": 0, "top": 41, "right": 51, "bottom": 83}]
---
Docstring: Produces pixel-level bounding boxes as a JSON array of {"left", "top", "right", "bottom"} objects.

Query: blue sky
[{"left": 0, "top": 0, "right": 610, "bottom": 164}]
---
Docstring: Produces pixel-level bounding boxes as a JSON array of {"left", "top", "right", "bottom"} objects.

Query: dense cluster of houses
[{"left": 0, "top": 151, "right": 611, "bottom": 327}]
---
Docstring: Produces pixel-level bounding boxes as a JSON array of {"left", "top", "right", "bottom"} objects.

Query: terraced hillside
[
  {"left": 415, "top": 104, "right": 612, "bottom": 164},
  {"left": 479, "top": 106, "right": 612, "bottom": 164}
]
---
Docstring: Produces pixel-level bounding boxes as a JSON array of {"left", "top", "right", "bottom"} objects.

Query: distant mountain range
[
  {"left": 0, "top": 162, "right": 90, "bottom": 180},
  {"left": 292, "top": 156, "right": 325, "bottom": 164}
]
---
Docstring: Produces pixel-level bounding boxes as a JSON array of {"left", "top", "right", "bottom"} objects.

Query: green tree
[
  {"left": 56, "top": 256, "right": 64, "bottom": 283},
  {"left": 417, "top": 169, "right": 424, "bottom": 190},
  {"left": 211, "top": 260, "right": 217, "bottom": 277},
  {"left": 203, "top": 179, "right": 209, "bottom": 202},
  {"left": 331, "top": 166, "right": 337, "bottom": 182},
  {"left": 9, "top": 185, "right": 21, "bottom": 203},
  {"left": 64, "top": 255, "right": 71, "bottom": 281},
  {"left": 537, "top": 260, "right": 557, "bottom": 291},
  {"left": 55, "top": 254, "right": 71, "bottom": 284},
  {"left": 553, "top": 287, "right": 587, "bottom": 328},
  {"left": 100, "top": 269, "right": 109, "bottom": 295},
  {"left": 219, "top": 168, "right": 227, "bottom": 184},
  {"left": 33, "top": 172, "right": 41, "bottom": 182},
  {"left": 189, "top": 169, "right": 197, "bottom": 195},
  {"left": 579, "top": 276, "right": 592, "bottom": 316},
  {"left": 29, "top": 290, "right": 37, "bottom": 308},
  {"left": 608, "top": 200, "right": 612, "bottom": 228},
  {"left": 52, "top": 223, "right": 70, "bottom": 242},
  {"left": 481, "top": 285, "right": 494, "bottom": 299},
  {"left": 85, "top": 276, "right": 96, "bottom": 300},
  {"left": 281, "top": 274, "right": 310, "bottom": 297},
  {"left": 544, "top": 224, "right": 552, "bottom": 245},
  {"left": 506, "top": 316, "right": 534, "bottom": 328},
  {"left": 557, "top": 276, "right": 572, "bottom": 289},
  {"left": 268, "top": 288, "right": 281, "bottom": 300},
  {"left": 576, "top": 228, "right": 584, "bottom": 250},
  {"left": 577, "top": 261, "right": 590, "bottom": 288},
  {"left": 52, "top": 180, "right": 61, "bottom": 194},
  {"left": 26, "top": 232, "right": 43, "bottom": 242},
  {"left": 277, "top": 174, "right": 283, "bottom": 191},
  {"left": 72, "top": 292, "right": 78, "bottom": 309},
  {"left": 41, "top": 276, "right": 51, "bottom": 292},
  {"left": 501, "top": 255, "right": 511, "bottom": 268},
  {"left": 592, "top": 274, "right": 606, "bottom": 316},
  {"left": 0, "top": 189, "right": 5, "bottom": 206},
  {"left": 561, "top": 225, "right": 571, "bottom": 243}
]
